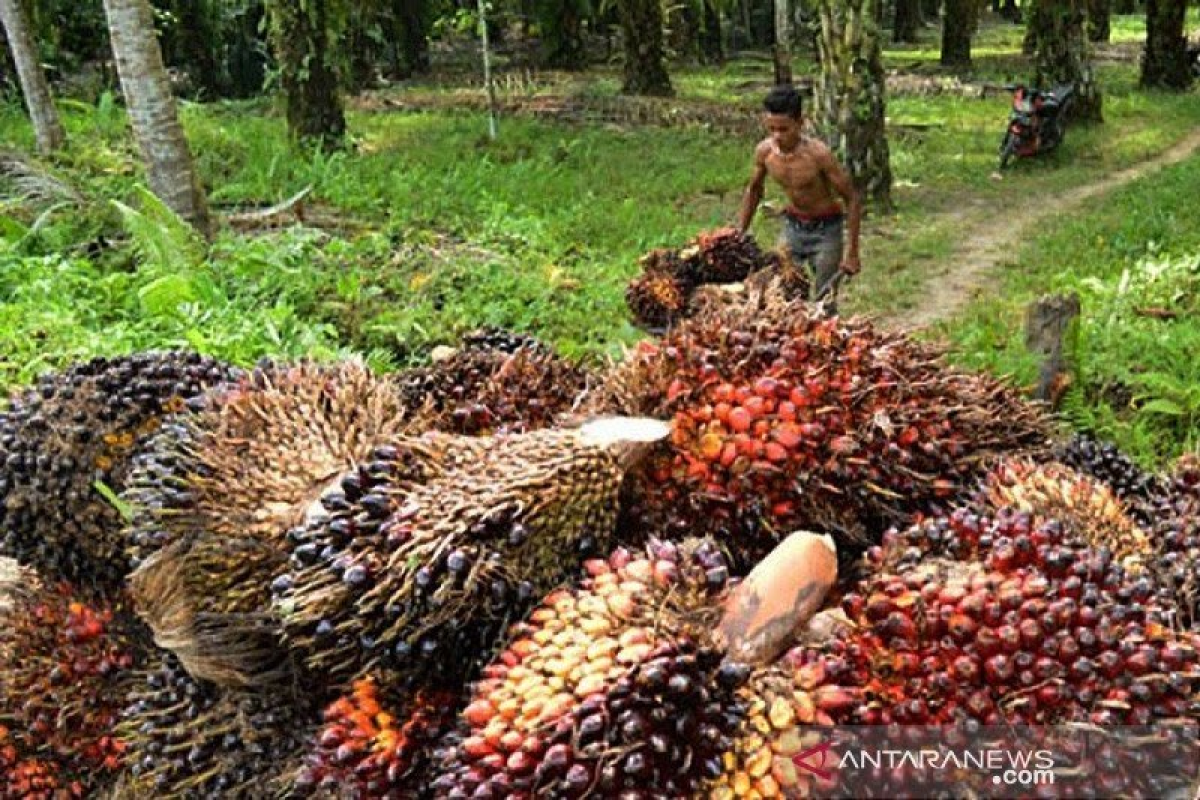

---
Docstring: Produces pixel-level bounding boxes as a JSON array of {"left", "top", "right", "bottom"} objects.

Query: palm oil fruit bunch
[
  {"left": 688, "top": 227, "right": 769, "bottom": 284},
  {"left": 293, "top": 677, "right": 459, "bottom": 797},
  {"left": 779, "top": 544, "right": 1200, "bottom": 798},
  {"left": 394, "top": 329, "right": 590, "bottom": 436},
  {"left": 1145, "top": 454, "right": 1200, "bottom": 627},
  {"left": 128, "top": 533, "right": 292, "bottom": 689},
  {"left": 431, "top": 538, "right": 748, "bottom": 798},
  {"left": 0, "top": 352, "right": 239, "bottom": 592},
  {"left": 1053, "top": 433, "right": 1164, "bottom": 515},
  {"left": 624, "top": 268, "right": 694, "bottom": 331},
  {"left": 706, "top": 666, "right": 824, "bottom": 799},
  {"left": 119, "top": 654, "right": 314, "bottom": 797},
  {"left": 602, "top": 300, "right": 1050, "bottom": 562},
  {"left": 0, "top": 729, "right": 69, "bottom": 800},
  {"left": 275, "top": 419, "right": 668, "bottom": 690},
  {"left": 124, "top": 359, "right": 414, "bottom": 566},
  {"left": 0, "top": 580, "right": 143, "bottom": 796},
  {"left": 975, "top": 459, "right": 1150, "bottom": 566}
]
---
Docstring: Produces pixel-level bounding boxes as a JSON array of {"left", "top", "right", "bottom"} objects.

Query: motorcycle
[{"left": 998, "top": 83, "right": 1075, "bottom": 170}]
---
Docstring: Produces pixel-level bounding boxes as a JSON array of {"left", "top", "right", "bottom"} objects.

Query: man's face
[{"left": 764, "top": 113, "right": 803, "bottom": 151}]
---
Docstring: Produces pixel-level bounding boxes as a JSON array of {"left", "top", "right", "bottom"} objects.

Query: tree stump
[{"left": 1025, "top": 292, "right": 1080, "bottom": 408}]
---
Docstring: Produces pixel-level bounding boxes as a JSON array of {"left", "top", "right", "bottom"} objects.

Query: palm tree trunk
[
  {"left": 0, "top": 0, "right": 65, "bottom": 153},
  {"left": 616, "top": 0, "right": 673, "bottom": 95},
  {"left": 815, "top": 0, "right": 893, "bottom": 208},
  {"left": 1140, "top": 0, "right": 1191, "bottom": 89},
  {"left": 775, "top": 0, "right": 794, "bottom": 83},
  {"left": 1031, "top": 0, "right": 1102, "bottom": 121},
  {"left": 941, "top": 0, "right": 975, "bottom": 65},
  {"left": 1087, "top": 0, "right": 1111, "bottom": 41},
  {"left": 894, "top": 0, "right": 921, "bottom": 42},
  {"left": 101, "top": 0, "right": 211, "bottom": 235},
  {"left": 265, "top": 0, "right": 347, "bottom": 147}
]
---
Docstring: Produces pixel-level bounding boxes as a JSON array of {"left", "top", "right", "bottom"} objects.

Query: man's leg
[{"left": 810, "top": 221, "right": 845, "bottom": 314}]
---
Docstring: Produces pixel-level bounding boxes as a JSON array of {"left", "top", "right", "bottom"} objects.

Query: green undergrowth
[{"left": 944, "top": 155, "right": 1200, "bottom": 466}]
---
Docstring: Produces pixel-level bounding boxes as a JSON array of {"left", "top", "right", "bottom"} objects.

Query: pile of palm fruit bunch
[
  {"left": 1139, "top": 453, "right": 1200, "bottom": 628},
  {"left": 431, "top": 537, "right": 752, "bottom": 798},
  {"left": 0, "top": 575, "right": 146, "bottom": 798},
  {"left": 291, "top": 677, "right": 458, "bottom": 797},
  {"left": 625, "top": 227, "right": 797, "bottom": 331},
  {"left": 714, "top": 499, "right": 1200, "bottom": 798},
  {"left": 0, "top": 352, "right": 240, "bottom": 593},
  {"left": 115, "top": 653, "right": 316, "bottom": 797},
  {"left": 392, "top": 326, "right": 592, "bottom": 435},
  {"left": 595, "top": 292, "right": 1052, "bottom": 566},
  {"left": 1053, "top": 432, "right": 1164, "bottom": 524},
  {"left": 274, "top": 417, "right": 668, "bottom": 693}
]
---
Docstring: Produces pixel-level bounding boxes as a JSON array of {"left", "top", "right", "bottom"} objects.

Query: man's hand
[{"left": 840, "top": 254, "right": 861, "bottom": 275}]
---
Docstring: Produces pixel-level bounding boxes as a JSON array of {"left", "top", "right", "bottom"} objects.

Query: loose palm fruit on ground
[
  {"left": 0, "top": 352, "right": 239, "bottom": 593},
  {"left": 275, "top": 419, "right": 668, "bottom": 691},
  {"left": 118, "top": 654, "right": 314, "bottom": 797},
  {"left": 129, "top": 533, "right": 292, "bottom": 688},
  {"left": 594, "top": 298, "right": 1051, "bottom": 564},
  {"left": 432, "top": 538, "right": 749, "bottom": 798},
  {"left": 393, "top": 329, "right": 591, "bottom": 436},
  {"left": 124, "top": 359, "right": 414, "bottom": 566},
  {"left": 292, "top": 677, "right": 458, "bottom": 798},
  {"left": 0, "top": 579, "right": 145, "bottom": 796},
  {"left": 974, "top": 459, "right": 1150, "bottom": 567}
]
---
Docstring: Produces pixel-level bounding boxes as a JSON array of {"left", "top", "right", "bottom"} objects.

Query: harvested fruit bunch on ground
[
  {"left": 1052, "top": 433, "right": 1164, "bottom": 518},
  {"left": 0, "top": 733, "right": 69, "bottom": 800},
  {"left": 292, "top": 677, "right": 459, "bottom": 798},
  {"left": 706, "top": 665, "right": 825, "bottom": 799},
  {"left": 119, "top": 654, "right": 314, "bottom": 797},
  {"left": 124, "top": 360, "right": 414, "bottom": 566},
  {"left": 599, "top": 299, "right": 1050, "bottom": 562},
  {"left": 0, "top": 580, "right": 144, "bottom": 796},
  {"left": 688, "top": 227, "right": 770, "bottom": 284},
  {"left": 779, "top": 551, "right": 1200, "bottom": 797},
  {"left": 974, "top": 459, "right": 1150, "bottom": 566},
  {"left": 129, "top": 533, "right": 292, "bottom": 689},
  {"left": 432, "top": 538, "right": 750, "bottom": 798},
  {"left": 393, "top": 330, "right": 590, "bottom": 436},
  {"left": 1146, "top": 455, "right": 1200, "bottom": 627},
  {"left": 0, "top": 352, "right": 239, "bottom": 592},
  {"left": 625, "top": 268, "right": 694, "bottom": 331},
  {"left": 275, "top": 419, "right": 668, "bottom": 691}
]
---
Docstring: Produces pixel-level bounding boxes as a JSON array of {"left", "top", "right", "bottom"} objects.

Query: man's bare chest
[{"left": 765, "top": 153, "right": 823, "bottom": 191}]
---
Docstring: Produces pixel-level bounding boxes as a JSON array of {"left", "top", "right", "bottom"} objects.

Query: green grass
[{"left": 943, "top": 155, "right": 1200, "bottom": 465}]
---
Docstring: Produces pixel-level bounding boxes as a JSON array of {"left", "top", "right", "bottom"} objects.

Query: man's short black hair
[{"left": 764, "top": 85, "right": 803, "bottom": 118}]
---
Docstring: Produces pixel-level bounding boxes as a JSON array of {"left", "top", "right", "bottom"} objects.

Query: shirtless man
[{"left": 737, "top": 85, "right": 862, "bottom": 309}]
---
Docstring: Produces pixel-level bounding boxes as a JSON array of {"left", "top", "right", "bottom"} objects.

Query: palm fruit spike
[
  {"left": 0, "top": 352, "right": 240, "bottom": 593},
  {"left": 1052, "top": 433, "right": 1164, "bottom": 517},
  {"left": 292, "top": 677, "right": 459, "bottom": 797},
  {"left": 431, "top": 538, "right": 752, "bottom": 798},
  {"left": 0, "top": 579, "right": 145, "bottom": 797},
  {"left": 975, "top": 459, "right": 1150, "bottom": 567},
  {"left": 275, "top": 417, "right": 671, "bottom": 690},
  {"left": 593, "top": 295, "right": 1052, "bottom": 565},
  {"left": 124, "top": 360, "right": 414, "bottom": 566},
  {"left": 119, "top": 654, "right": 314, "bottom": 797},
  {"left": 393, "top": 329, "right": 591, "bottom": 436},
  {"left": 129, "top": 533, "right": 292, "bottom": 688}
]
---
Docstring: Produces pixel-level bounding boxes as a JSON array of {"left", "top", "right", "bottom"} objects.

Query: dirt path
[{"left": 898, "top": 127, "right": 1200, "bottom": 332}]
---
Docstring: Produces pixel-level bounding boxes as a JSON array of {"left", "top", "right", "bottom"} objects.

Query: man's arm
[
  {"left": 818, "top": 148, "right": 862, "bottom": 274},
  {"left": 737, "top": 144, "right": 770, "bottom": 234}
]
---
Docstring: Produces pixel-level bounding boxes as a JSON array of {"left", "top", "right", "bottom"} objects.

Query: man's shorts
[{"left": 779, "top": 213, "right": 845, "bottom": 306}]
